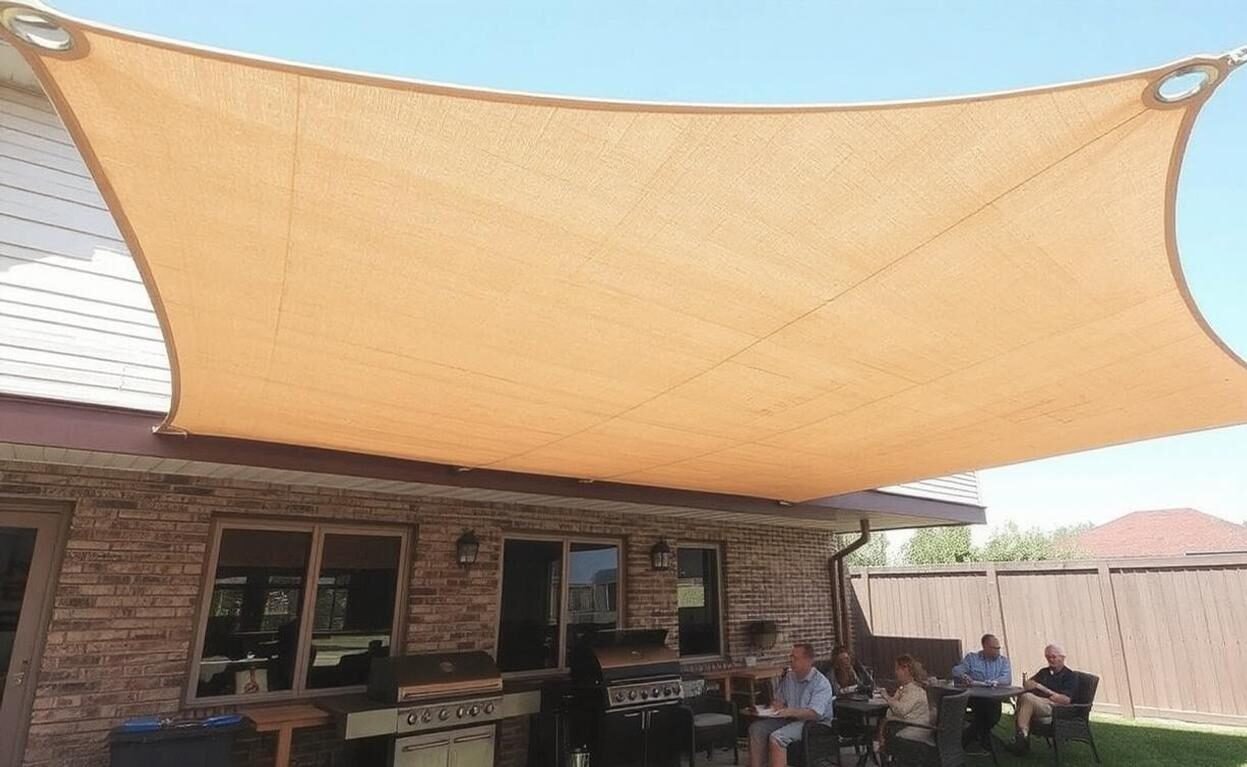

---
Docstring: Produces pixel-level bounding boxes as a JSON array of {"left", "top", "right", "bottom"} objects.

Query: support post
[{"left": 1097, "top": 562, "right": 1136, "bottom": 719}]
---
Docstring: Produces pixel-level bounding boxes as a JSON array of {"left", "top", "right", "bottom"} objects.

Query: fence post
[
  {"left": 984, "top": 564, "right": 1012, "bottom": 679},
  {"left": 1097, "top": 562, "right": 1136, "bottom": 719}
]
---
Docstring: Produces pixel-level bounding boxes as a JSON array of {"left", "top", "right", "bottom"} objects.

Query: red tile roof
[{"left": 1071, "top": 508, "right": 1247, "bottom": 558}]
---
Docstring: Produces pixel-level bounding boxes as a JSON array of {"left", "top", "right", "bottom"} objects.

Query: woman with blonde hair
[{"left": 874, "top": 654, "right": 933, "bottom": 754}]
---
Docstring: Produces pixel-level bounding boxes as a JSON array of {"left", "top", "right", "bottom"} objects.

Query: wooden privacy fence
[{"left": 848, "top": 554, "right": 1247, "bottom": 728}]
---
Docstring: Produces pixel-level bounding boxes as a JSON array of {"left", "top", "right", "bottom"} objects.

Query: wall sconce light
[
  {"left": 650, "top": 540, "right": 674, "bottom": 571},
  {"left": 456, "top": 530, "right": 480, "bottom": 567},
  {"left": 747, "top": 620, "right": 779, "bottom": 651}
]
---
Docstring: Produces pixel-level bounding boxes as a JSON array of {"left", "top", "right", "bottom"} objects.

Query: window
[
  {"left": 677, "top": 545, "right": 723, "bottom": 657},
  {"left": 192, "top": 522, "right": 407, "bottom": 701},
  {"left": 496, "top": 537, "right": 621, "bottom": 673}
]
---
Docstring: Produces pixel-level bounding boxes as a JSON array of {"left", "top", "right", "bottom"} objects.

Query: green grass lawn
[{"left": 986, "top": 714, "right": 1247, "bottom": 767}]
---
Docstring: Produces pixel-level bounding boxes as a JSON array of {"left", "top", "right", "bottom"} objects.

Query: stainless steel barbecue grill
[
  {"left": 368, "top": 651, "right": 504, "bottom": 735},
  {"left": 322, "top": 650, "right": 505, "bottom": 767},
  {"left": 565, "top": 629, "right": 685, "bottom": 767}
]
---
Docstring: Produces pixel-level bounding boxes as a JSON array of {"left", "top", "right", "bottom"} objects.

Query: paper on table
[{"left": 752, "top": 706, "right": 784, "bottom": 718}]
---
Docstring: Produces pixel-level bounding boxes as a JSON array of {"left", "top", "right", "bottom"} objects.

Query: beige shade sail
[{"left": 4, "top": 4, "right": 1246, "bottom": 501}]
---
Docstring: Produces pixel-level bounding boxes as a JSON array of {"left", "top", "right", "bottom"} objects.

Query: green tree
[
  {"left": 838, "top": 533, "right": 889, "bottom": 567},
  {"left": 979, "top": 521, "right": 1091, "bottom": 561},
  {"left": 901, "top": 526, "right": 973, "bottom": 564}
]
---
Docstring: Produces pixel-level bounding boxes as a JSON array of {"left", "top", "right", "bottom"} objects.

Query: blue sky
[{"left": 58, "top": 1, "right": 1247, "bottom": 528}]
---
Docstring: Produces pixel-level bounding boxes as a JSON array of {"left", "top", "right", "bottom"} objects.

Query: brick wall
[{"left": 0, "top": 459, "right": 839, "bottom": 767}]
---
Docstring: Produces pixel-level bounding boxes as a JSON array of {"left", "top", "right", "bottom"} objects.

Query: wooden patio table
[
  {"left": 701, "top": 665, "right": 784, "bottom": 705},
  {"left": 239, "top": 703, "right": 332, "bottom": 767}
]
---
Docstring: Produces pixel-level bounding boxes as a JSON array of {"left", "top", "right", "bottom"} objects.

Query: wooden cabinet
[{"left": 393, "top": 724, "right": 495, "bottom": 767}]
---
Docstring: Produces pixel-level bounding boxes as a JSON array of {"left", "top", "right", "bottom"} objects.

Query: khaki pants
[{"left": 1021, "top": 694, "right": 1054, "bottom": 722}]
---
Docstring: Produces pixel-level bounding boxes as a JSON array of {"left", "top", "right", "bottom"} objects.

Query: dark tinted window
[
  {"left": 497, "top": 539, "right": 563, "bottom": 672},
  {"left": 565, "top": 542, "right": 620, "bottom": 659},
  {"left": 195, "top": 525, "right": 405, "bottom": 699},
  {"left": 306, "top": 533, "right": 402, "bottom": 689},
  {"left": 197, "top": 529, "right": 311, "bottom": 697},
  {"left": 677, "top": 547, "right": 722, "bottom": 657},
  {"left": 0, "top": 527, "right": 38, "bottom": 708}
]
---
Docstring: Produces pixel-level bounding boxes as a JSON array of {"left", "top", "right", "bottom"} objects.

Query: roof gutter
[{"left": 829, "top": 519, "right": 871, "bottom": 649}]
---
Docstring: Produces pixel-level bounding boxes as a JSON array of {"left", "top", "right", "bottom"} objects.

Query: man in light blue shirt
[
  {"left": 747, "top": 643, "right": 835, "bottom": 767},
  {"left": 952, "top": 633, "right": 1012, "bottom": 752}
]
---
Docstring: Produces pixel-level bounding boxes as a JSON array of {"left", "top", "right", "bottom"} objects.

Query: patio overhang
[
  {"left": 0, "top": 394, "right": 982, "bottom": 532},
  {"left": 3, "top": 4, "right": 1246, "bottom": 503}
]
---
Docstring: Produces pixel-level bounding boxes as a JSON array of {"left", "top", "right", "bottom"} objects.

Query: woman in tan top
[{"left": 874, "top": 654, "right": 932, "bottom": 754}]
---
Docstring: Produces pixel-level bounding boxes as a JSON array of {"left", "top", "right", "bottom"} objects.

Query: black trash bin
[{"left": 109, "top": 714, "right": 252, "bottom": 767}]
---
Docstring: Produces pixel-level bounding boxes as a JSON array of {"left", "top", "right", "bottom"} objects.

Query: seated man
[
  {"left": 951, "top": 633, "right": 1012, "bottom": 752},
  {"left": 1011, "top": 643, "right": 1078, "bottom": 755},
  {"left": 748, "top": 643, "right": 835, "bottom": 767}
]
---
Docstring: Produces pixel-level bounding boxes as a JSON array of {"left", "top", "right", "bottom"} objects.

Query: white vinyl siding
[
  {"left": 0, "top": 70, "right": 171, "bottom": 412},
  {"left": 881, "top": 472, "right": 981, "bottom": 505}
]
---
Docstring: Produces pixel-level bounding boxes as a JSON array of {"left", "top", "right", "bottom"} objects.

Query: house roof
[
  {"left": 4, "top": 8, "right": 1247, "bottom": 503},
  {"left": 1072, "top": 508, "right": 1247, "bottom": 558}
]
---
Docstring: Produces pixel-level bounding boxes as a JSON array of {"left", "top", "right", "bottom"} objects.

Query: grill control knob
[
  {"left": 457, "top": 706, "right": 467, "bottom": 718},
  {"left": 439, "top": 709, "right": 450, "bottom": 721},
  {"left": 407, "top": 712, "right": 417, "bottom": 725},
  {"left": 665, "top": 686, "right": 676, "bottom": 697},
  {"left": 484, "top": 702, "right": 495, "bottom": 714},
  {"left": 628, "top": 690, "right": 637, "bottom": 700},
  {"left": 469, "top": 705, "right": 480, "bottom": 716},
  {"left": 421, "top": 711, "right": 433, "bottom": 723},
  {"left": 613, "top": 692, "right": 624, "bottom": 702},
  {"left": 640, "top": 690, "right": 648, "bottom": 700},
  {"left": 651, "top": 687, "right": 660, "bottom": 697}
]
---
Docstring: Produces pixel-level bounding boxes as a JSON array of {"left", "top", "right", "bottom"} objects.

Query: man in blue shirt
[
  {"left": 951, "top": 633, "right": 1012, "bottom": 752},
  {"left": 748, "top": 643, "right": 835, "bottom": 767}
]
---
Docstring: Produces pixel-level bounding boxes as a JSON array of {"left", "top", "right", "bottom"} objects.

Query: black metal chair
[
  {"left": 885, "top": 688, "right": 969, "bottom": 767},
  {"left": 681, "top": 691, "right": 739, "bottom": 765},
  {"left": 1030, "top": 672, "right": 1101, "bottom": 766},
  {"left": 786, "top": 720, "right": 843, "bottom": 767}
]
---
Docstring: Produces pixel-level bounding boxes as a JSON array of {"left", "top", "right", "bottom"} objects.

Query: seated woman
[
  {"left": 826, "top": 645, "right": 872, "bottom": 741},
  {"left": 827, "top": 644, "right": 872, "bottom": 696},
  {"left": 875, "top": 654, "right": 932, "bottom": 753}
]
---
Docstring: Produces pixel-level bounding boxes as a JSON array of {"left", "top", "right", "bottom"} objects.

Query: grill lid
[
  {"left": 367, "top": 651, "right": 502, "bottom": 703},
  {"left": 570, "top": 629, "right": 679, "bottom": 684}
]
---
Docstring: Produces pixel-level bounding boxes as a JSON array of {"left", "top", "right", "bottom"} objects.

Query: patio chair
[
  {"left": 885, "top": 688, "right": 969, "bottom": 767},
  {"left": 785, "top": 720, "right": 843, "bottom": 767},
  {"left": 1030, "top": 672, "right": 1101, "bottom": 766},
  {"left": 681, "top": 687, "right": 739, "bottom": 765}
]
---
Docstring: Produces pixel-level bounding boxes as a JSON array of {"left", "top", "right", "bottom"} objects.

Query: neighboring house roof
[{"left": 1072, "top": 509, "right": 1247, "bottom": 558}]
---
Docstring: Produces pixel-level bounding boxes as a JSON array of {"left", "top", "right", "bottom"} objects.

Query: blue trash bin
[{"left": 109, "top": 714, "right": 251, "bottom": 767}]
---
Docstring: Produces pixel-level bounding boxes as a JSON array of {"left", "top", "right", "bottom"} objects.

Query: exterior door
[{"left": 0, "top": 510, "right": 61, "bottom": 767}]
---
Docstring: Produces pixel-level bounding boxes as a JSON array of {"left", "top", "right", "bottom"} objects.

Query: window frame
[
  {"left": 186, "top": 516, "right": 411, "bottom": 706},
  {"left": 494, "top": 532, "right": 626, "bottom": 679},
  {"left": 675, "top": 542, "right": 727, "bottom": 662}
]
